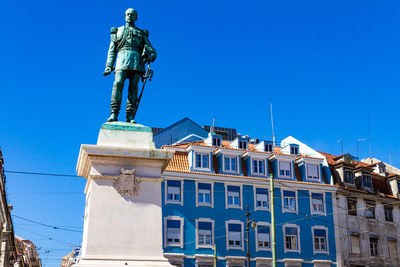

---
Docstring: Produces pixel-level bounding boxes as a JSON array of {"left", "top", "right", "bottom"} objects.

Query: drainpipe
[{"left": 270, "top": 173, "right": 277, "bottom": 267}]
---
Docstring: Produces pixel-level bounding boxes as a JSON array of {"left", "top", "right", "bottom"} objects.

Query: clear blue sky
[{"left": 1, "top": 0, "right": 400, "bottom": 266}]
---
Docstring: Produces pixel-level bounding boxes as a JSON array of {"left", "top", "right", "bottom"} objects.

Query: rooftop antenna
[
  {"left": 211, "top": 117, "right": 215, "bottom": 133},
  {"left": 356, "top": 138, "right": 367, "bottom": 160},
  {"left": 337, "top": 139, "right": 343, "bottom": 155},
  {"left": 270, "top": 103, "right": 276, "bottom": 147},
  {"left": 389, "top": 153, "right": 392, "bottom": 165},
  {"left": 368, "top": 112, "right": 372, "bottom": 158}
]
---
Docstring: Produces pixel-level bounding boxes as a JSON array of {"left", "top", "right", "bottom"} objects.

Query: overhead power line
[
  {"left": 12, "top": 214, "right": 82, "bottom": 233},
  {"left": 5, "top": 170, "right": 79, "bottom": 178}
]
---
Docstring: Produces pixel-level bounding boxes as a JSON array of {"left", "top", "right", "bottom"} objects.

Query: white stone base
[
  {"left": 74, "top": 123, "right": 174, "bottom": 267},
  {"left": 74, "top": 257, "right": 173, "bottom": 267}
]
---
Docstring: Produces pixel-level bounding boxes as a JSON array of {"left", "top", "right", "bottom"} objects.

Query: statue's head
[{"left": 125, "top": 8, "right": 137, "bottom": 24}]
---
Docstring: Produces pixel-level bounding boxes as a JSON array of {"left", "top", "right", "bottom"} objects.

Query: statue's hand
[
  {"left": 103, "top": 67, "right": 112, "bottom": 76},
  {"left": 143, "top": 54, "right": 156, "bottom": 64},
  {"left": 147, "top": 54, "right": 156, "bottom": 63}
]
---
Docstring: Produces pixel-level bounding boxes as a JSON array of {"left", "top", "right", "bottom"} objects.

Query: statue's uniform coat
[{"left": 106, "top": 26, "right": 153, "bottom": 73}]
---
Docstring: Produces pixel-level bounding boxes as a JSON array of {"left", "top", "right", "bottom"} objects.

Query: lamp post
[{"left": 245, "top": 205, "right": 256, "bottom": 267}]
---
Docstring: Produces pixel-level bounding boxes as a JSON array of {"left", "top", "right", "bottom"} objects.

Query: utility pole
[
  {"left": 245, "top": 205, "right": 256, "bottom": 267},
  {"left": 270, "top": 173, "right": 277, "bottom": 267},
  {"left": 213, "top": 244, "right": 217, "bottom": 267},
  {"left": 270, "top": 103, "right": 276, "bottom": 147}
]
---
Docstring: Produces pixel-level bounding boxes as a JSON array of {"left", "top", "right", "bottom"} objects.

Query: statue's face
[{"left": 125, "top": 9, "right": 137, "bottom": 24}]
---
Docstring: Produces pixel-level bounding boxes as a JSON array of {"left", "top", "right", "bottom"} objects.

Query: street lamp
[{"left": 245, "top": 205, "right": 256, "bottom": 267}]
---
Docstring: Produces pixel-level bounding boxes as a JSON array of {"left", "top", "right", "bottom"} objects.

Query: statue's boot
[
  {"left": 126, "top": 112, "right": 136, "bottom": 124},
  {"left": 107, "top": 109, "right": 119, "bottom": 122},
  {"left": 107, "top": 113, "right": 118, "bottom": 122}
]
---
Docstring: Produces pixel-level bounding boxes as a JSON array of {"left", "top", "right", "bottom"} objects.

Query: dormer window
[
  {"left": 252, "top": 159, "right": 264, "bottom": 175},
  {"left": 344, "top": 169, "right": 354, "bottom": 184},
  {"left": 239, "top": 140, "right": 247, "bottom": 150},
  {"left": 306, "top": 164, "right": 319, "bottom": 181},
  {"left": 290, "top": 145, "right": 299, "bottom": 155},
  {"left": 378, "top": 164, "right": 385, "bottom": 174},
  {"left": 264, "top": 143, "right": 273, "bottom": 152},
  {"left": 279, "top": 161, "right": 292, "bottom": 178},
  {"left": 195, "top": 152, "right": 209, "bottom": 169},
  {"left": 224, "top": 155, "right": 238, "bottom": 173},
  {"left": 212, "top": 137, "right": 221, "bottom": 147},
  {"left": 362, "top": 174, "right": 372, "bottom": 188}
]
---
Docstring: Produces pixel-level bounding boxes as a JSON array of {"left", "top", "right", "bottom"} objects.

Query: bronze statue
[{"left": 103, "top": 8, "right": 157, "bottom": 123}]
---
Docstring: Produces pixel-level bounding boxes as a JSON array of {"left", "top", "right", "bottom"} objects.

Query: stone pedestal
[{"left": 74, "top": 122, "right": 174, "bottom": 267}]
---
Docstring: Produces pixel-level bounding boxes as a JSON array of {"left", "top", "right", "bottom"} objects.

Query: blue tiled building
[{"left": 160, "top": 133, "right": 337, "bottom": 267}]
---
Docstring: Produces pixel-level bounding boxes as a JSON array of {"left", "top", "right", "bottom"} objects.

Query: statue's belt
[{"left": 119, "top": 46, "right": 143, "bottom": 52}]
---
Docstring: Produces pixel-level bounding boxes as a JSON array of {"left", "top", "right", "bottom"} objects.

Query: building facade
[
  {"left": 160, "top": 133, "right": 338, "bottom": 267},
  {"left": 322, "top": 152, "right": 400, "bottom": 267},
  {"left": 14, "top": 237, "right": 41, "bottom": 267},
  {"left": 0, "top": 149, "right": 19, "bottom": 267}
]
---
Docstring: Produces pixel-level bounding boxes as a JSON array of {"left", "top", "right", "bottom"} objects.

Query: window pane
[
  {"left": 202, "top": 154, "right": 208, "bottom": 168},
  {"left": 204, "top": 193, "right": 210, "bottom": 203},
  {"left": 231, "top": 158, "right": 237, "bottom": 171},
  {"left": 225, "top": 157, "right": 230, "bottom": 170},
  {"left": 198, "top": 193, "right": 204, "bottom": 203}
]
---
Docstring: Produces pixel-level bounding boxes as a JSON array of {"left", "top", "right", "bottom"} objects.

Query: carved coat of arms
[{"left": 113, "top": 168, "right": 141, "bottom": 197}]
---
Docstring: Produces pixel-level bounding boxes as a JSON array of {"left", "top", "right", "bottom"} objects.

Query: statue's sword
[{"left": 135, "top": 64, "right": 153, "bottom": 115}]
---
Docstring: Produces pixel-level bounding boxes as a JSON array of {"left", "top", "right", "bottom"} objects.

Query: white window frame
[
  {"left": 344, "top": 168, "right": 354, "bottom": 184},
  {"left": 238, "top": 140, "right": 248, "bottom": 150},
  {"left": 194, "top": 151, "right": 211, "bottom": 171},
  {"left": 165, "top": 179, "right": 183, "bottom": 206},
  {"left": 212, "top": 137, "right": 221, "bottom": 147},
  {"left": 365, "top": 200, "right": 376, "bottom": 220},
  {"left": 281, "top": 189, "right": 298, "bottom": 214},
  {"left": 225, "top": 184, "right": 242, "bottom": 209},
  {"left": 164, "top": 216, "right": 184, "bottom": 248},
  {"left": 255, "top": 222, "right": 271, "bottom": 251},
  {"left": 223, "top": 154, "right": 239, "bottom": 174},
  {"left": 226, "top": 220, "right": 244, "bottom": 251},
  {"left": 290, "top": 146, "right": 299, "bottom": 155},
  {"left": 306, "top": 163, "right": 320, "bottom": 181},
  {"left": 309, "top": 191, "right": 326, "bottom": 215},
  {"left": 195, "top": 181, "right": 214, "bottom": 208},
  {"left": 251, "top": 158, "right": 266, "bottom": 176},
  {"left": 283, "top": 224, "right": 301, "bottom": 253},
  {"left": 195, "top": 218, "right": 214, "bottom": 249},
  {"left": 369, "top": 236, "right": 379, "bottom": 257},
  {"left": 278, "top": 160, "right": 293, "bottom": 179},
  {"left": 254, "top": 187, "right": 269, "bottom": 211},
  {"left": 264, "top": 143, "right": 273, "bottom": 152},
  {"left": 384, "top": 204, "right": 394, "bottom": 222},
  {"left": 311, "top": 226, "right": 329, "bottom": 255}
]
